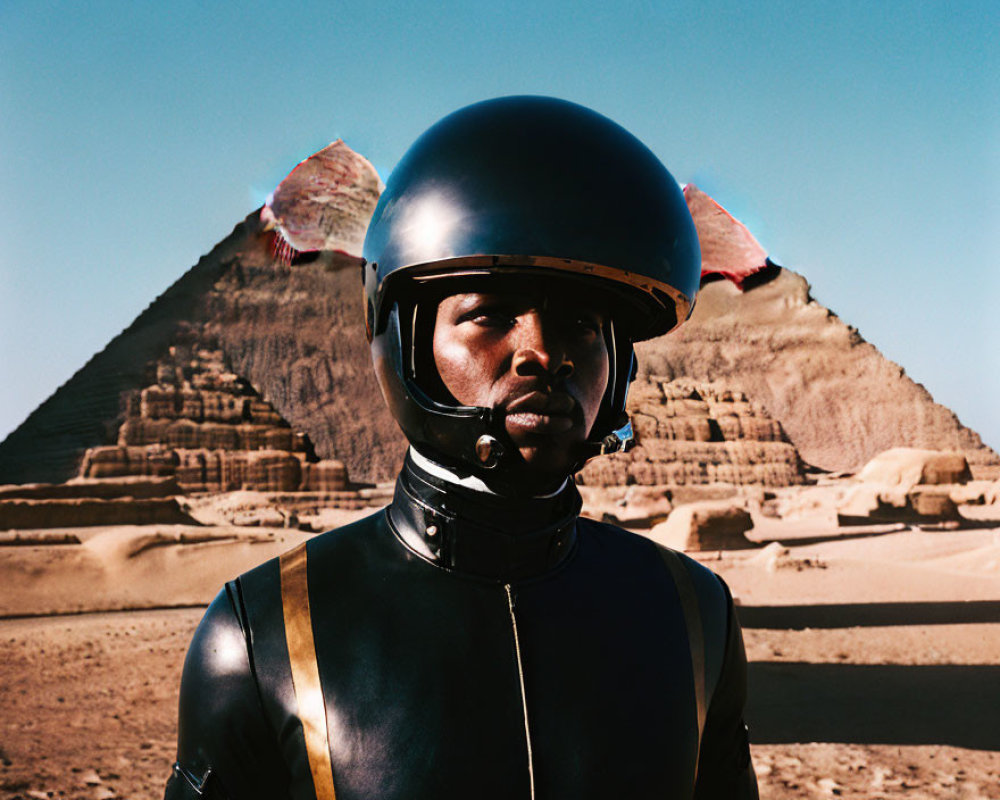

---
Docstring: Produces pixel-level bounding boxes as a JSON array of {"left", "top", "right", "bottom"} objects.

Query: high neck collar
[
  {"left": 388, "top": 451, "right": 581, "bottom": 581},
  {"left": 407, "top": 447, "right": 571, "bottom": 498}
]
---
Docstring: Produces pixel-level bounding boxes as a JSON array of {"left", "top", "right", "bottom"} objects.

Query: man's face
[{"left": 432, "top": 286, "right": 610, "bottom": 486}]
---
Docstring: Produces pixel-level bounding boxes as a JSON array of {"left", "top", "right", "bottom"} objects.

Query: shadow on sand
[
  {"left": 737, "top": 601, "right": 1000, "bottom": 629},
  {"left": 747, "top": 662, "right": 1000, "bottom": 750}
]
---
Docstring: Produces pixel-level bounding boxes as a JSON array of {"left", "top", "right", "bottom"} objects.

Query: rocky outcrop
[
  {"left": 0, "top": 475, "right": 193, "bottom": 530},
  {"left": 836, "top": 485, "right": 962, "bottom": 525},
  {"left": 578, "top": 485, "right": 674, "bottom": 528},
  {"left": 835, "top": 448, "right": 972, "bottom": 525},
  {"left": 0, "top": 497, "right": 197, "bottom": 530},
  {"left": 578, "top": 377, "right": 806, "bottom": 489},
  {"left": 82, "top": 447, "right": 315, "bottom": 493},
  {"left": 647, "top": 501, "right": 755, "bottom": 551},
  {"left": 0, "top": 476, "right": 180, "bottom": 500},
  {"left": 200, "top": 238, "right": 406, "bottom": 483},
  {"left": 855, "top": 448, "right": 972, "bottom": 489}
]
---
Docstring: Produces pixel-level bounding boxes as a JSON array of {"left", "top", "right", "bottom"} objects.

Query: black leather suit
[{"left": 165, "top": 454, "right": 757, "bottom": 799}]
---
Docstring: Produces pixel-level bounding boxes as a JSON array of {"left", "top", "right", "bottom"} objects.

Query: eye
[
  {"left": 454, "top": 296, "right": 524, "bottom": 328},
  {"left": 573, "top": 314, "right": 603, "bottom": 336},
  {"left": 461, "top": 306, "right": 516, "bottom": 328},
  {"left": 475, "top": 314, "right": 514, "bottom": 328}
]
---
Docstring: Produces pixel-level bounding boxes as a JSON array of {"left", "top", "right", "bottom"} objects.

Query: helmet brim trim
[{"left": 380, "top": 255, "right": 693, "bottom": 340}]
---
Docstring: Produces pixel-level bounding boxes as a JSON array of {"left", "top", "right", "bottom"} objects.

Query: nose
[{"left": 511, "top": 311, "right": 575, "bottom": 380}]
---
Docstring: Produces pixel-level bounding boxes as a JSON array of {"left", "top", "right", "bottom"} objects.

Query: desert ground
[{"left": 2, "top": 480, "right": 999, "bottom": 800}]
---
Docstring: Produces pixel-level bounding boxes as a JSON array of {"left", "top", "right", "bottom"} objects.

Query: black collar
[{"left": 387, "top": 453, "right": 580, "bottom": 581}]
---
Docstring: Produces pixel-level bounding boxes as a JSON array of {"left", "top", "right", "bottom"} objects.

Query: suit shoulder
[
  {"left": 576, "top": 514, "right": 659, "bottom": 553},
  {"left": 577, "top": 516, "right": 728, "bottom": 593},
  {"left": 578, "top": 517, "right": 733, "bottom": 687},
  {"left": 234, "top": 508, "right": 389, "bottom": 588},
  {"left": 176, "top": 588, "right": 261, "bottom": 755},
  {"left": 171, "top": 587, "right": 292, "bottom": 798},
  {"left": 652, "top": 544, "right": 729, "bottom": 615},
  {"left": 183, "top": 586, "right": 251, "bottom": 684},
  {"left": 577, "top": 516, "right": 729, "bottom": 603},
  {"left": 650, "top": 542, "right": 735, "bottom": 702}
]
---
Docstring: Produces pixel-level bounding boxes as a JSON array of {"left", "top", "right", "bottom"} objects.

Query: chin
[{"left": 515, "top": 446, "right": 580, "bottom": 486}]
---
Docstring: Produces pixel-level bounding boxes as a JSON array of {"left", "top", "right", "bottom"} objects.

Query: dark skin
[{"left": 432, "top": 289, "right": 610, "bottom": 490}]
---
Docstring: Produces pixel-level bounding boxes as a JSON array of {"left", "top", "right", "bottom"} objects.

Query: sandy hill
[{"left": 1, "top": 197, "right": 996, "bottom": 486}]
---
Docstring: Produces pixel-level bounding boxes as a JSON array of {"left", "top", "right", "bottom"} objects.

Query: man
[{"left": 165, "top": 96, "right": 758, "bottom": 799}]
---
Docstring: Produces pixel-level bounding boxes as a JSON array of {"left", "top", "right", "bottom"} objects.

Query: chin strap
[
  {"left": 472, "top": 416, "right": 635, "bottom": 478},
  {"left": 457, "top": 415, "right": 635, "bottom": 495},
  {"left": 569, "top": 417, "right": 636, "bottom": 474},
  {"left": 599, "top": 418, "right": 636, "bottom": 455}
]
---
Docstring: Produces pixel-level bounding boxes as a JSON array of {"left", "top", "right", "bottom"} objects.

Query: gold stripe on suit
[{"left": 281, "top": 542, "right": 337, "bottom": 800}]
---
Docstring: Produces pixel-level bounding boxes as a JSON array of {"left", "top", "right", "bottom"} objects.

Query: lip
[
  {"left": 503, "top": 391, "right": 577, "bottom": 435},
  {"left": 505, "top": 390, "right": 576, "bottom": 416}
]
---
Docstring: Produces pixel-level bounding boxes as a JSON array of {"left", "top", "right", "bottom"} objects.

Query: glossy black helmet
[{"left": 362, "top": 95, "right": 700, "bottom": 482}]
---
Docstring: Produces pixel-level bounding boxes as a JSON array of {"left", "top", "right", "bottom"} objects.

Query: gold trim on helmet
[{"left": 392, "top": 254, "right": 693, "bottom": 333}]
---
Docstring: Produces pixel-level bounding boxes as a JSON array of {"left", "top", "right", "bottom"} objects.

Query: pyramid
[
  {"left": 1, "top": 148, "right": 996, "bottom": 485},
  {"left": 636, "top": 264, "right": 999, "bottom": 477},
  {"left": 0, "top": 208, "right": 405, "bottom": 486}
]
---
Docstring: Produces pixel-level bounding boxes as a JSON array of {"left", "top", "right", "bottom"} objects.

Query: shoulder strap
[
  {"left": 657, "top": 546, "right": 707, "bottom": 778},
  {"left": 280, "top": 542, "right": 338, "bottom": 800}
]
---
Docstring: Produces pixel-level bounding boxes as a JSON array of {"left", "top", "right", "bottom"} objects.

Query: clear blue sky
[{"left": 2, "top": 1, "right": 998, "bottom": 453}]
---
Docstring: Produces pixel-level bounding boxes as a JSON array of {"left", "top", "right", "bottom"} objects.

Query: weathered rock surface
[
  {"left": 647, "top": 501, "right": 755, "bottom": 551},
  {"left": 0, "top": 476, "right": 180, "bottom": 500},
  {"left": 77, "top": 342, "right": 350, "bottom": 493},
  {"left": 578, "top": 485, "right": 674, "bottom": 528},
  {"left": 579, "top": 377, "right": 807, "bottom": 488},
  {"left": 0, "top": 138, "right": 396, "bottom": 486},
  {"left": 906, "top": 487, "right": 961, "bottom": 519},
  {"left": 84, "top": 446, "right": 310, "bottom": 493},
  {"left": 637, "top": 266, "right": 999, "bottom": 477},
  {"left": 836, "top": 484, "right": 962, "bottom": 525},
  {"left": 856, "top": 448, "right": 972, "bottom": 489},
  {"left": 835, "top": 448, "right": 975, "bottom": 525},
  {"left": 0, "top": 530, "right": 82, "bottom": 544},
  {"left": 0, "top": 497, "right": 196, "bottom": 530}
]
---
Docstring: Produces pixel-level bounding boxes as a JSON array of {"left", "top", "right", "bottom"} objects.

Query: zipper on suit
[{"left": 505, "top": 583, "right": 536, "bottom": 800}]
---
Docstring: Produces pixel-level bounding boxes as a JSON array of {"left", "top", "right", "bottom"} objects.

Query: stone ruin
[
  {"left": 0, "top": 476, "right": 198, "bottom": 531},
  {"left": 576, "top": 376, "right": 805, "bottom": 544},
  {"left": 78, "top": 343, "right": 349, "bottom": 494},
  {"left": 579, "top": 376, "right": 807, "bottom": 490},
  {"left": 648, "top": 501, "right": 756, "bottom": 552},
  {"left": 0, "top": 336, "right": 376, "bottom": 527},
  {"left": 836, "top": 447, "right": 978, "bottom": 526}
]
